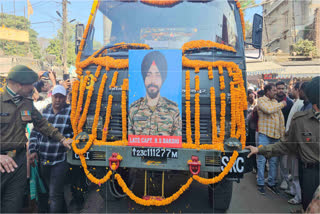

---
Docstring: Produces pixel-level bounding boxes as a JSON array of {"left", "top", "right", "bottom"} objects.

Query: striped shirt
[
  {"left": 257, "top": 95, "right": 285, "bottom": 139},
  {"left": 28, "top": 103, "right": 72, "bottom": 165}
]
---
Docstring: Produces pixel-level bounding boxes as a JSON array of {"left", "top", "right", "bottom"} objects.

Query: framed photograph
[{"left": 128, "top": 50, "right": 182, "bottom": 148}]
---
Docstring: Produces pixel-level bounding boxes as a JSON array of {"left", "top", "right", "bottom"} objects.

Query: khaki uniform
[
  {"left": 0, "top": 87, "right": 64, "bottom": 151},
  {"left": 258, "top": 109, "right": 319, "bottom": 163},
  {"left": 0, "top": 87, "right": 64, "bottom": 213},
  {"left": 259, "top": 109, "right": 319, "bottom": 210},
  {"left": 128, "top": 96, "right": 181, "bottom": 136}
]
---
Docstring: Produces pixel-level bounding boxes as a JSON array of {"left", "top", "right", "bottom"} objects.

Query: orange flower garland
[
  {"left": 193, "top": 151, "right": 238, "bottom": 184},
  {"left": 194, "top": 93, "right": 200, "bottom": 145},
  {"left": 102, "top": 95, "right": 113, "bottom": 142},
  {"left": 219, "top": 76, "right": 225, "bottom": 90},
  {"left": 74, "top": 76, "right": 89, "bottom": 137},
  {"left": 92, "top": 74, "right": 107, "bottom": 138},
  {"left": 121, "top": 79, "right": 128, "bottom": 141},
  {"left": 208, "top": 66, "right": 213, "bottom": 80},
  {"left": 70, "top": 80, "right": 80, "bottom": 134},
  {"left": 182, "top": 40, "right": 236, "bottom": 54},
  {"left": 80, "top": 154, "right": 113, "bottom": 185},
  {"left": 210, "top": 87, "right": 217, "bottom": 144},
  {"left": 185, "top": 101, "right": 192, "bottom": 144},
  {"left": 195, "top": 75, "right": 200, "bottom": 91},
  {"left": 78, "top": 85, "right": 94, "bottom": 133},
  {"left": 72, "top": 134, "right": 94, "bottom": 155},
  {"left": 185, "top": 70, "right": 191, "bottom": 101},
  {"left": 109, "top": 71, "right": 119, "bottom": 88},
  {"left": 115, "top": 173, "right": 193, "bottom": 206},
  {"left": 235, "top": 0, "right": 246, "bottom": 40}
]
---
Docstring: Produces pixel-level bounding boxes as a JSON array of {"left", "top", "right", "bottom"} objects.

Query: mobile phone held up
[{"left": 63, "top": 74, "right": 70, "bottom": 81}]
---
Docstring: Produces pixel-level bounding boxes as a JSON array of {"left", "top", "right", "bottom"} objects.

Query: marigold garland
[
  {"left": 72, "top": 135, "right": 94, "bottom": 155},
  {"left": 194, "top": 93, "right": 200, "bottom": 145},
  {"left": 115, "top": 173, "right": 193, "bottom": 206},
  {"left": 121, "top": 79, "right": 128, "bottom": 141},
  {"left": 102, "top": 95, "right": 113, "bottom": 142},
  {"left": 219, "top": 76, "right": 225, "bottom": 90},
  {"left": 70, "top": 80, "right": 80, "bottom": 134},
  {"left": 109, "top": 71, "right": 119, "bottom": 88},
  {"left": 182, "top": 40, "right": 236, "bottom": 54},
  {"left": 210, "top": 87, "right": 217, "bottom": 144},
  {"left": 185, "top": 70, "right": 191, "bottom": 101},
  {"left": 195, "top": 75, "right": 200, "bottom": 91},
  {"left": 80, "top": 154, "right": 113, "bottom": 185},
  {"left": 78, "top": 85, "right": 94, "bottom": 133},
  {"left": 92, "top": 74, "right": 107, "bottom": 138},
  {"left": 185, "top": 101, "right": 192, "bottom": 144},
  {"left": 208, "top": 66, "right": 213, "bottom": 80},
  {"left": 235, "top": 0, "right": 246, "bottom": 40},
  {"left": 193, "top": 151, "right": 238, "bottom": 184},
  {"left": 74, "top": 76, "right": 88, "bottom": 137}
]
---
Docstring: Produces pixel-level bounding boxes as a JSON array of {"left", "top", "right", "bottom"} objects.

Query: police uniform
[
  {"left": 258, "top": 102, "right": 320, "bottom": 210},
  {"left": 0, "top": 65, "right": 65, "bottom": 213},
  {"left": 128, "top": 96, "right": 182, "bottom": 136}
]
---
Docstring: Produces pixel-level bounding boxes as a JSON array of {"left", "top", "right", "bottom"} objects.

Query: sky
[{"left": 1, "top": 0, "right": 262, "bottom": 39}]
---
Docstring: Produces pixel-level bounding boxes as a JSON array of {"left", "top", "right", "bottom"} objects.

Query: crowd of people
[{"left": 246, "top": 77, "right": 320, "bottom": 213}]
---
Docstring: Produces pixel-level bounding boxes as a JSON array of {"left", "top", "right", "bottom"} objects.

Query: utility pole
[{"left": 62, "top": 0, "right": 67, "bottom": 74}]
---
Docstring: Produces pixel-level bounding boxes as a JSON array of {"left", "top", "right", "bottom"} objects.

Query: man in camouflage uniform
[
  {"left": 0, "top": 65, "right": 73, "bottom": 213},
  {"left": 128, "top": 51, "right": 181, "bottom": 136}
]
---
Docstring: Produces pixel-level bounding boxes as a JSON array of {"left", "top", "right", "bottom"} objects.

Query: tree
[
  {"left": 45, "top": 23, "right": 76, "bottom": 67},
  {"left": 0, "top": 13, "right": 41, "bottom": 59},
  {"left": 292, "top": 39, "right": 317, "bottom": 57},
  {"left": 239, "top": 0, "right": 256, "bottom": 10}
]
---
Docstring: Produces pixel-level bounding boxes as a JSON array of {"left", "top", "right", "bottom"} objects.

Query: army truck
[{"left": 68, "top": 0, "right": 263, "bottom": 211}]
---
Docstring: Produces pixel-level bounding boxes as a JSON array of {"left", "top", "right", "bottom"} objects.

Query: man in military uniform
[
  {"left": 246, "top": 76, "right": 320, "bottom": 211},
  {"left": 0, "top": 65, "right": 73, "bottom": 213},
  {"left": 128, "top": 51, "right": 181, "bottom": 136}
]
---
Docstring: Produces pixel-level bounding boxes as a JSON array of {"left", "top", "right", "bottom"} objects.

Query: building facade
[{"left": 262, "top": 0, "right": 320, "bottom": 55}]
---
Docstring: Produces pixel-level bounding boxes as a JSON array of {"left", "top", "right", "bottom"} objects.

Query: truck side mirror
[
  {"left": 252, "top": 14, "right": 263, "bottom": 49},
  {"left": 75, "top": 23, "right": 84, "bottom": 54}
]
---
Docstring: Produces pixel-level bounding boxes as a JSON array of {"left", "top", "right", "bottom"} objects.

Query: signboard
[
  {"left": 0, "top": 27, "right": 29, "bottom": 43},
  {"left": 128, "top": 50, "right": 182, "bottom": 148}
]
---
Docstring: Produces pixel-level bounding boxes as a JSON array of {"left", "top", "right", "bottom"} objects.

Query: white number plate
[{"left": 132, "top": 147, "right": 178, "bottom": 159}]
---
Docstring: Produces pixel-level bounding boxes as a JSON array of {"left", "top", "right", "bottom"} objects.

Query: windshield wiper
[{"left": 94, "top": 43, "right": 153, "bottom": 57}]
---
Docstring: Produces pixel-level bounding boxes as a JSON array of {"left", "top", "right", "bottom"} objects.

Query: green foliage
[
  {"left": 239, "top": 0, "right": 256, "bottom": 9},
  {"left": 292, "top": 39, "right": 317, "bottom": 56},
  {"left": 0, "top": 13, "right": 41, "bottom": 59},
  {"left": 45, "top": 23, "right": 76, "bottom": 67}
]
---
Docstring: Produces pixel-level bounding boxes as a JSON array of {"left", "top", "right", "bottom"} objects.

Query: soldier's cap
[
  {"left": 141, "top": 51, "right": 167, "bottom": 83},
  {"left": 8, "top": 65, "right": 38, "bottom": 85},
  {"left": 305, "top": 76, "right": 320, "bottom": 108}
]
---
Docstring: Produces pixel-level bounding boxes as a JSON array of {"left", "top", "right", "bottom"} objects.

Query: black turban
[
  {"left": 141, "top": 51, "right": 167, "bottom": 83},
  {"left": 305, "top": 76, "right": 320, "bottom": 108}
]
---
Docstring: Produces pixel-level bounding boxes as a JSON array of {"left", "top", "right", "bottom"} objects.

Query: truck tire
[{"left": 208, "top": 172, "right": 233, "bottom": 213}]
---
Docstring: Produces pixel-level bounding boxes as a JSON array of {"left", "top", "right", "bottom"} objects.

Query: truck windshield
[{"left": 84, "top": 0, "right": 240, "bottom": 55}]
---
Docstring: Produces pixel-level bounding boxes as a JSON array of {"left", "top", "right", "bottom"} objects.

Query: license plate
[
  {"left": 221, "top": 152, "right": 245, "bottom": 178},
  {"left": 132, "top": 147, "right": 178, "bottom": 159}
]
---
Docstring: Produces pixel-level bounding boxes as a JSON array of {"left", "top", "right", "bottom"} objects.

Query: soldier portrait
[{"left": 128, "top": 50, "right": 182, "bottom": 146}]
